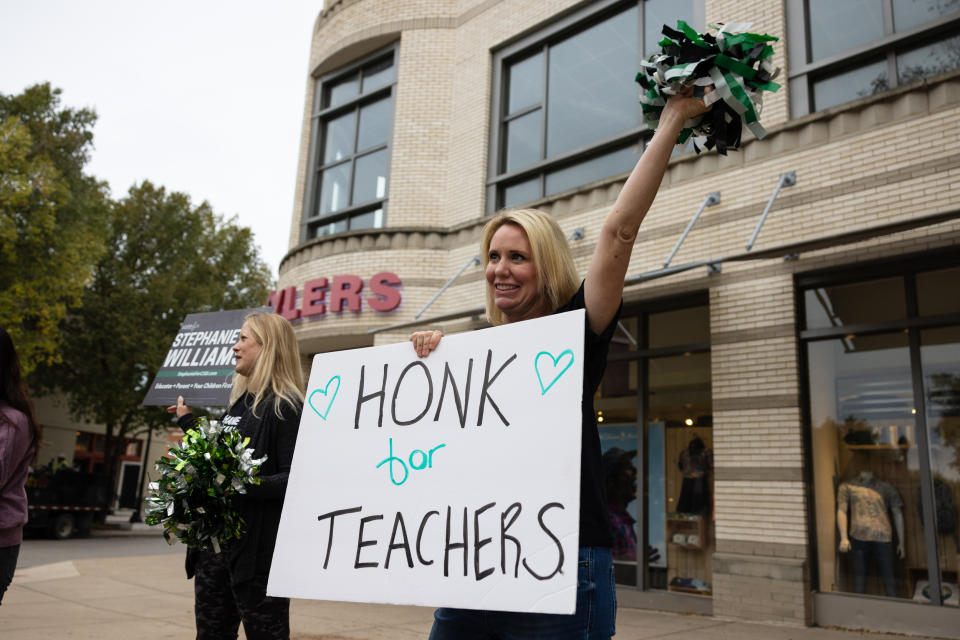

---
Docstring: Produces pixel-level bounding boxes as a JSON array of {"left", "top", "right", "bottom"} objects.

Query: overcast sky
[{"left": 1, "top": 1, "right": 324, "bottom": 280}]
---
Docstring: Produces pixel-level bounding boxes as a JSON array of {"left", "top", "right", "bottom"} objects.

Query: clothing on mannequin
[{"left": 836, "top": 470, "right": 904, "bottom": 597}]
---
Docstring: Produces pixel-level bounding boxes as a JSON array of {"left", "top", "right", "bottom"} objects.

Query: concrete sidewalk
[{"left": 2, "top": 547, "right": 947, "bottom": 640}]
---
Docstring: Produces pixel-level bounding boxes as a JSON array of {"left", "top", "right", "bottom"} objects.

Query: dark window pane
[
  {"left": 312, "top": 218, "right": 348, "bottom": 238},
  {"left": 897, "top": 34, "right": 960, "bottom": 85},
  {"left": 505, "top": 109, "right": 542, "bottom": 172},
  {"left": 808, "top": 0, "right": 885, "bottom": 62},
  {"left": 804, "top": 277, "right": 907, "bottom": 330},
  {"left": 313, "top": 79, "right": 323, "bottom": 114},
  {"left": 357, "top": 97, "right": 392, "bottom": 151},
  {"left": 546, "top": 6, "right": 639, "bottom": 157},
  {"left": 813, "top": 60, "right": 888, "bottom": 111},
  {"left": 647, "top": 352, "right": 712, "bottom": 425},
  {"left": 644, "top": 0, "right": 695, "bottom": 56},
  {"left": 545, "top": 145, "right": 638, "bottom": 196},
  {"left": 647, "top": 351, "right": 713, "bottom": 593},
  {"left": 918, "top": 266, "right": 960, "bottom": 316},
  {"left": 326, "top": 73, "right": 360, "bottom": 108},
  {"left": 349, "top": 208, "right": 384, "bottom": 231},
  {"left": 893, "top": 0, "right": 960, "bottom": 32},
  {"left": 918, "top": 327, "right": 960, "bottom": 608},
  {"left": 75, "top": 433, "right": 93, "bottom": 451},
  {"left": 362, "top": 57, "right": 395, "bottom": 93},
  {"left": 319, "top": 161, "right": 351, "bottom": 215},
  {"left": 502, "top": 178, "right": 541, "bottom": 208},
  {"left": 323, "top": 111, "right": 356, "bottom": 164},
  {"left": 507, "top": 52, "right": 543, "bottom": 114},
  {"left": 648, "top": 305, "right": 710, "bottom": 348},
  {"left": 352, "top": 149, "right": 388, "bottom": 205}
]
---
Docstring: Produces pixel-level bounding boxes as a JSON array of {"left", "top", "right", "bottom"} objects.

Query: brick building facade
[{"left": 274, "top": 1, "right": 960, "bottom": 635}]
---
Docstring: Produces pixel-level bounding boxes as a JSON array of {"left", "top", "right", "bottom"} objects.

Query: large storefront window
[
  {"left": 801, "top": 256, "right": 960, "bottom": 608},
  {"left": 487, "top": 0, "right": 700, "bottom": 211},
  {"left": 786, "top": 0, "right": 960, "bottom": 116},
  {"left": 596, "top": 295, "right": 712, "bottom": 596},
  {"left": 302, "top": 46, "right": 396, "bottom": 240}
]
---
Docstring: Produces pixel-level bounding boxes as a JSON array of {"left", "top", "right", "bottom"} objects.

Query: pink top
[{"left": 0, "top": 402, "right": 33, "bottom": 547}]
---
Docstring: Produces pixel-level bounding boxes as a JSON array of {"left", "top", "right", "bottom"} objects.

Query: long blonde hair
[
  {"left": 482, "top": 209, "right": 580, "bottom": 326},
  {"left": 230, "top": 313, "right": 305, "bottom": 418}
]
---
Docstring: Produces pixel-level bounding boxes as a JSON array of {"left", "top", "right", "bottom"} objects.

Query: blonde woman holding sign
[
  {"left": 170, "top": 312, "right": 304, "bottom": 640},
  {"left": 411, "top": 89, "right": 710, "bottom": 639}
]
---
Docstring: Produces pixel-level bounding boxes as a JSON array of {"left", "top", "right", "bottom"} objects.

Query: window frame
[
  {"left": 301, "top": 43, "right": 398, "bottom": 241},
  {"left": 486, "top": 0, "right": 704, "bottom": 213},
  {"left": 786, "top": 0, "right": 960, "bottom": 117},
  {"left": 601, "top": 291, "right": 712, "bottom": 593},
  {"left": 795, "top": 247, "right": 960, "bottom": 604}
]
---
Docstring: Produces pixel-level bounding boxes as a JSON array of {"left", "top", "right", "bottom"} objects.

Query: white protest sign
[{"left": 268, "top": 310, "right": 584, "bottom": 614}]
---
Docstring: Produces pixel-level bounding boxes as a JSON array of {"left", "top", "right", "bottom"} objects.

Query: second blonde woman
[{"left": 169, "top": 312, "right": 304, "bottom": 640}]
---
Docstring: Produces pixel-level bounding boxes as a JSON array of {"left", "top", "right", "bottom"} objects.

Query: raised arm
[{"left": 583, "top": 89, "right": 709, "bottom": 333}]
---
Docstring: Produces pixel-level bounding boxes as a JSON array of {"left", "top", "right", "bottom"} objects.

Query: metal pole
[
  {"left": 616, "top": 321, "right": 638, "bottom": 347},
  {"left": 664, "top": 192, "right": 720, "bottom": 268},
  {"left": 128, "top": 426, "right": 154, "bottom": 524},
  {"left": 746, "top": 171, "right": 796, "bottom": 251},
  {"left": 415, "top": 256, "right": 481, "bottom": 320}
]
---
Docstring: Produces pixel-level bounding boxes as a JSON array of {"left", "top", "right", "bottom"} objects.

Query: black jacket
[{"left": 181, "top": 392, "right": 302, "bottom": 585}]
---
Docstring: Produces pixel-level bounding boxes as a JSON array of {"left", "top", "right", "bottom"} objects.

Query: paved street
[{"left": 19, "top": 528, "right": 181, "bottom": 568}]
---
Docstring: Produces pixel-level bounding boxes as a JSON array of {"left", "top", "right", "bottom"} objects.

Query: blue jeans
[
  {"left": 850, "top": 539, "right": 897, "bottom": 597},
  {"left": 429, "top": 547, "right": 616, "bottom": 640}
]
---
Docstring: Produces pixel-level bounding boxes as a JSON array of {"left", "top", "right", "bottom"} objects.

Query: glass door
[{"left": 596, "top": 299, "right": 712, "bottom": 595}]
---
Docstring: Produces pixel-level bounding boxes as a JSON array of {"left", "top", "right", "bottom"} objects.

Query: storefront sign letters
[{"left": 267, "top": 272, "right": 402, "bottom": 320}]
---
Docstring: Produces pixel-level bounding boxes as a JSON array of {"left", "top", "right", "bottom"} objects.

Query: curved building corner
[{"left": 271, "top": 1, "right": 960, "bottom": 636}]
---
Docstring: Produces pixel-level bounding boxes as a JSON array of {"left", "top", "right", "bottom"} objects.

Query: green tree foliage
[
  {"left": 35, "top": 181, "right": 272, "bottom": 510},
  {"left": 0, "top": 84, "right": 110, "bottom": 374}
]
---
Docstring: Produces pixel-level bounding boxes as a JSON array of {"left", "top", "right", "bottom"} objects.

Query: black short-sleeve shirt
[{"left": 554, "top": 282, "right": 619, "bottom": 548}]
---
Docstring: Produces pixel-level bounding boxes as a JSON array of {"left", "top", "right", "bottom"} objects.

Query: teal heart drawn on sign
[
  {"left": 534, "top": 349, "right": 574, "bottom": 396},
  {"left": 308, "top": 375, "right": 341, "bottom": 420}
]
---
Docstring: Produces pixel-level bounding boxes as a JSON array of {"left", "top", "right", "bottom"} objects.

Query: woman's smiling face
[{"left": 485, "top": 223, "right": 548, "bottom": 323}]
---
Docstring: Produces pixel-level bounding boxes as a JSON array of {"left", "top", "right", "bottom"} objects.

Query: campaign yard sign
[
  {"left": 141, "top": 307, "right": 270, "bottom": 407},
  {"left": 269, "top": 310, "right": 585, "bottom": 614}
]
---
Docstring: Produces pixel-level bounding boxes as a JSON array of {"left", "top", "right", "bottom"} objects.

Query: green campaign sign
[{"left": 141, "top": 307, "right": 269, "bottom": 407}]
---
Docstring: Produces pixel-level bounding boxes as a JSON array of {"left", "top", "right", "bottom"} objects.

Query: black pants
[
  {"left": 193, "top": 550, "right": 289, "bottom": 640},
  {"left": 0, "top": 544, "right": 19, "bottom": 606},
  {"left": 677, "top": 476, "right": 710, "bottom": 515}
]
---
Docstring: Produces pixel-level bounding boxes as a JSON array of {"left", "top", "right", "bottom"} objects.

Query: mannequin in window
[
  {"left": 836, "top": 469, "right": 904, "bottom": 597},
  {"left": 677, "top": 435, "right": 712, "bottom": 516}
]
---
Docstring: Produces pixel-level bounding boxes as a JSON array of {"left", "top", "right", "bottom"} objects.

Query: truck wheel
[{"left": 49, "top": 513, "right": 76, "bottom": 540}]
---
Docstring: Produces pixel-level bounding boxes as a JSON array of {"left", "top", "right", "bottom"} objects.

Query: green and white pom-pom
[
  {"left": 145, "top": 416, "right": 266, "bottom": 552},
  {"left": 636, "top": 21, "right": 781, "bottom": 154}
]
